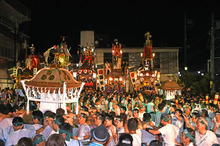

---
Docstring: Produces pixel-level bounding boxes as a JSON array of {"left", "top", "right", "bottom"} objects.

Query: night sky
[{"left": 19, "top": 0, "right": 220, "bottom": 71}]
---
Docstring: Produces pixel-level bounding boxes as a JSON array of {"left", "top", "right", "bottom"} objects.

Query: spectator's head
[
  {"left": 215, "top": 111, "right": 220, "bottom": 122},
  {"left": 78, "top": 113, "right": 87, "bottom": 125},
  {"left": 160, "top": 113, "right": 171, "bottom": 125},
  {"left": 17, "top": 137, "right": 33, "bottom": 146},
  {"left": 59, "top": 123, "right": 73, "bottom": 141},
  {"left": 56, "top": 108, "right": 65, "bottom": 116},
  {"left": 127, "top": 118, "right": 138, "bottom": 133},
  {"left": 201, "top": 109, "right": 209, "bottom": 118},
  {"left": 139, "top": 104, "right": 145, "bottom": 112},
  {"left": 149, "top": 140, "right": 162, "bottom": 146},
  {"left": 184, "top": 106, "right": 191, "bottom": 116},
  {"left": 170, "top": 105, "right": 176, "bottom": 113},
  {"left": 80, "top": 106, "right": 89, "bottom": 115},
  {"left": 89, "top": 106, "right": 97, "bottom": 116},
  {"left": 32, "top": 110, "right": 43, "bottom": 125},
  {"left": 44, "top": 110, "right": 56, "bottom": 120},
  {"left": 180, "top": 128, "right": 195, "bottom": 145},
  {"left": 191, "top": 112, "right": 200, "bottom": 123},
  {"left": 52, "top": 115, "right": 65, "bottom": 132},
  {"left": 0, "top": 139, "right": 4, "bottom": 146},
  {"left": 120, "top": 106, "right": 126, "bottom": 114},
  {"left": 104, "top": 114, "right": 114, "bottom": 127},
  {"left": 90, "top": 124, "right": 110, "bottom": 145},
  {"left": 212, "top": 144, "right": 220, "bottom": 146},
  {"left": 46, "top": 134, "right": 65, "bottom": 146},
  {"left": 196, "top": 117, "right": 208, "bottom": 131},
  {"left": 143, "top": 113, "right": 151, "bottom": 122},
  {"left": 12, "top": 117, "right": 24, "bottom": 130},
  {"left": 95, "top": 112, "right": 105, "bottom": 126},
  {"left": 158, "top": 103, "right": 164, "bottom": 111},
  {"left": 33, "top": 134, "right": 46, "bottom": 146},
  {"left": 117, "top": 133, "right": 133, "bottom": 146},
  {"left": 132, "top": 108, "right": 139, "bottom": 119},
  {"left": 114, "top": 116, "right": 124, "bottom": 129},
  {"left": 175, "top": 109, "right": 183, "bottom": 117}
]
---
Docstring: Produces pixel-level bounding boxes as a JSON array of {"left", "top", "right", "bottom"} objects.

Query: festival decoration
[
  {"left": 76, "top": 43, "right": 96, "bottom": 90},
  {"left": 161, "top": 80, "right": 183, "bottom": 100},
  {"left": 206, "top": 94, "right": 209, "bottom": 104},
  {"left": 105, "top": 39, "right": 125, "bottom": 93},
  {"left": 214, "top": 93, "right": 219, "bottom": 105},
  {"left": 21, "top": 65, "right": 84, "bottom": 114},
  {"left": 43, "top": 37, "right": 71, "bottom": 68},
  {"left": 130, "top": 32, "right": 160, "bottom": 92}
]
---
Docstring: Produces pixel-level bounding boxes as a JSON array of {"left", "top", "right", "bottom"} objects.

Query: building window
[
  {"left": 122, "top": 52, "right": 129, "bottom": 64},
  {"left": 154, "top": 52, "right": 160, "bottom": 72},
  {"left": 104, "top": 53, "right": 112, "bottom": 63}
]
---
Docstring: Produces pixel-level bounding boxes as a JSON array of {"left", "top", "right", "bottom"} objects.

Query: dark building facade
[{"left": 0, "top": 0, "right": 31, "bottom": 88}]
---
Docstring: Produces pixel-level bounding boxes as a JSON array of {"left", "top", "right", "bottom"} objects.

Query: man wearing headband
[
  {"left": 195, "top": 117, "right": 218, "bottom": 145},
  {"left": 94, "top": 112, "right": 105, "bottom": 127},
  {"left": 104, "top": 114, "right": 116, "bottom": 146},
  {"left": 184, "top": 112, "right": 200, "bottom": 131},
  {"left": 80, "top": 106, "right": 89, "bottom": 116},
  {"left": 6, "top": 117, "right": 35, "bottom": 146},
  {"left": 143, "top": 113, "right": 179, "bottom": 146},
  {"left": 33, "top": 134, "right": 46, "bottom": 146},
  {"left": 50, "top": 115, "right": 64, "bottom": 134},
  {"left": 201, "top": 109, "right": 214, "bottom": 130},
  {"left": 36, "top": 110, "right": 55, "bottom": 141},
  {"left": 120, "top": 106, "right": 127, "bottom": 115},
  {"left": 213, "top": 112, "right": 220, "bottom": 143},
  {"left": 139, "top": 104, "right": 146, "bottom": 121},
  {"left": 112, "top": 101, "right": 120, "bottom": 116},
  {"left": 73, "top": 113, "right": 90, "bottom": 142},
  {"left": 114, "top": 116, "right": 125, "bottom": 143},
  {"left": 142, "top": 113, "right": 155, "bottom": 146},
  {"left": 59, "top": 123, "right": 82, "bottom": 146},
  {"left": 132, "top": 108, "right": 140, "bottom": 120},
  {"left": 32, "top": 110, "right": 44, "bottom": 130},
  {"left": 180, "top": 128, "right": 195, "bottom": 146}
]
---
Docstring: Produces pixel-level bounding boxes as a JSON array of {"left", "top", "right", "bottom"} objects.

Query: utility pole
[
  {"left": 184, "top": 12, "right": 187, "bottom": 70},
  {"left": 210, "top": 12, "right": 215, "bottom": 95}
]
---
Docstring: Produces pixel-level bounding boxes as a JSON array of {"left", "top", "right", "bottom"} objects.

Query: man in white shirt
[
  {"left": 139, "top": 105, "right": 146, "bottom": 121},
  {"left": 0, "top": 118, "right": 12, "bottom": 141},
  {"left": 114, "top": 116, "right": 125, "bottom": 144},
  {"left": 213, "top": 112, "right": 220, "bottom": 143},
  {"left": 195, "top": 117, "right": 219, "bottom": 146},
  {"left": 142, "top": 113, "right": 155, "bottom": 145},
  {"left": 73, "top": 113, "right": 90, "bottom": 142},
  {"left": 144, "top": 113, "right": 179, "bottom": 146},
  {"left": 127, "top": 118, "right": 141, "bottom": 146},
  {"left": 6, "top": 117, "right": 35, "bottom": 146}
]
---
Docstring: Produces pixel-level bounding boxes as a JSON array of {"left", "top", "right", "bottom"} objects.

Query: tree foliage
[{"left": 180, "top": 72, "right": 211, "bottom": 96}]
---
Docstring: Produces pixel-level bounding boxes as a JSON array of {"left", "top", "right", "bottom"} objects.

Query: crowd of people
[{"left": 0, "top": 87, "right": 220, "bottom": 146}]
